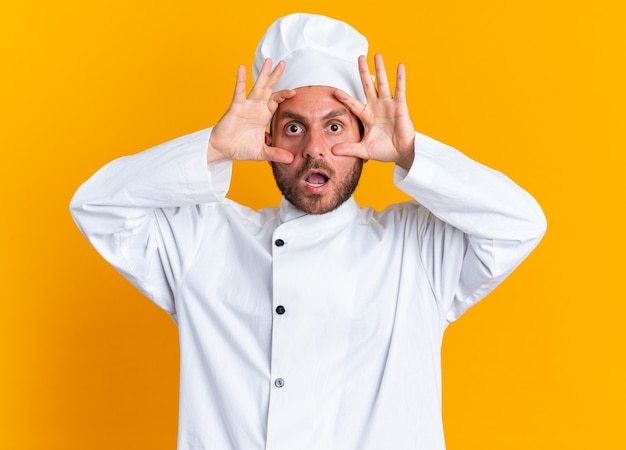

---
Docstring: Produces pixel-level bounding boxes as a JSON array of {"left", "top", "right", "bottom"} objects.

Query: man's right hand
[{"left": 207, "top": 58, "right": 295, "bottom": 164}]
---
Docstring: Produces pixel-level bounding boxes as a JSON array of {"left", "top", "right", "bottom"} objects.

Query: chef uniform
[{"left": 70, "top": 13, "right": 546, "bottom": 450}]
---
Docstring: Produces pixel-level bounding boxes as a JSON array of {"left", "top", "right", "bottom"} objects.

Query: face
[{"left": 268, "top": 86, "right": 364, "bottom": 215}]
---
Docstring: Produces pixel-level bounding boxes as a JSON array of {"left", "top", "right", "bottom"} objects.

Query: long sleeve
[
  {"left": 69, "top": 128, "right": 232, "bottom": 314},
  {"left": 394, "top": 132, "right": 547, "bottom": 321}
]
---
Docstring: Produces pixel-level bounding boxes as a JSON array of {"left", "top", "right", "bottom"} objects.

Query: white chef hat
[{"left": 253, "top": 13, "right": 368, "bottom": 103}]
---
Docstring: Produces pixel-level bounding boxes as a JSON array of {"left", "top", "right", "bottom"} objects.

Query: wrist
[
  {"left": 395, "top": 136, "right": 416, "bottom": 171},
  {"left": 396, "top": 151, "right": 415, "bottom": 171},
  {"left": 207, "top": 129, "right": 231, "bottom": 164}
]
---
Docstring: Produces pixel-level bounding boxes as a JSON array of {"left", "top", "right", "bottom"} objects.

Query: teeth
[{"left": 305, "top": 172, "right": 328, "bottom": 187}]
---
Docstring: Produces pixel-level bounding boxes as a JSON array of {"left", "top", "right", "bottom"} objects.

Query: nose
[{"left": 302, "top": 131, "right": 329, "bottom": 159}]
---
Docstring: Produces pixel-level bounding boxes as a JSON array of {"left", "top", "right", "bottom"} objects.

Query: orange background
[{"left": 2, "top": 1, "right": 624, "bottom": 448}]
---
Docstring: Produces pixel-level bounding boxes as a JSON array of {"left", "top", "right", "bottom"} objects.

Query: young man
[{"left": 71, "top": 13, "right": 546, "bottom": 450}]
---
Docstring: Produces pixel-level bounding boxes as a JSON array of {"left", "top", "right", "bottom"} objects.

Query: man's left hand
[{"left": 333, "top": 54, "right": 416, "bottom": 171}]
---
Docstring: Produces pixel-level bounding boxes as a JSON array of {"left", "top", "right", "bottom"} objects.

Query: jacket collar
[{"left": 278, "top": 196, "right": 362, "bottom": 230}]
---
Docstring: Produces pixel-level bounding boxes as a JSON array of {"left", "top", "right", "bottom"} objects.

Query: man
[{"left": 70, "top": 13, "right": 546, "bottom": 450}]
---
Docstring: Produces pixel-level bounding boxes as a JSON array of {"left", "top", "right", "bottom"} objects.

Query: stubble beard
[{"left": 271, "top": 158, "right": 364, "bottom": 215}]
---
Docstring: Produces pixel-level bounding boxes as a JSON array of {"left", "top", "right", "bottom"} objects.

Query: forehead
[{"left": 274, "top": 86, "right": 352, "bottom": 122}]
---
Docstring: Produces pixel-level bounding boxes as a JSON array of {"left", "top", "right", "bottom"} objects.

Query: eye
[
  {"left": 285, "top": 123, "right": 304, "bottom": 135},
  {"left": 328, "top": 123, "right": 342, "bottom": 133}
]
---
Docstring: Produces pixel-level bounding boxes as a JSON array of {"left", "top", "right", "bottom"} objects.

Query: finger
[
  {"left": 231, "top": 65, "right": 247, "bottom": 103},
  {"left": 250, "top": 59, "right": 287, "bottom": 103},
  {"left": 374, "top": 54, "right": 393, "bottom": 100},
  {"left": 248, "top": 58, "right": 276, "bottom": 101},
  {"left": 272, "top": 88, "right": 296, "bottom": 102},
  {"left": 394, "top": 63, "right": 407, "bottom": 103},
  {"left": 268, "top": 88, "right": 296, "bottom": 112},
  {"left": 267, "top": 60, "right": 286, "bottom": 86},
  {"left": 333, "top": 89, "right": 368, "bottom": 120},
  {"left": 357, "top": 55, "right": 377, "bottom": 101}
]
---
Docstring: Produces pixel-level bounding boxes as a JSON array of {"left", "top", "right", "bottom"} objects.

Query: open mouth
[{"left": 304, "top": 170, "right": 329, "bottom": 187}]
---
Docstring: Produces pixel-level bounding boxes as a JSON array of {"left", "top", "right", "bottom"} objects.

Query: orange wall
[{"left": 2, "top": 1, "right": 624, "bottom": 448}]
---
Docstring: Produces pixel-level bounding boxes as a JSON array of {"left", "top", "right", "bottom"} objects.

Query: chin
[
  {"left": 282, "top": 191, "right": 339, "bottom": 215},
  {"left": 300, "top": 198, "right": 343, "bottom": 215},
  {"left": 271, "top": 160, "right": 363, "bottom": 215}
]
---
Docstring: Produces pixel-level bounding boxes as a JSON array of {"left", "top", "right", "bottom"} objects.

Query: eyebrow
[{"left": 277, "top": 108, "right": 351, "bottom": 124}]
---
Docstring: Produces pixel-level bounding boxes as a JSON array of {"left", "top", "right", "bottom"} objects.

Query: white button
[{"left": 274, "top": 378, "right": 285, "bottom": 388}]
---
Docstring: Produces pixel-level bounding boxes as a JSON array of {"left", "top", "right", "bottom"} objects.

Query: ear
[{"left": 265, "top": 132, "right": 272, "bottom": 146}]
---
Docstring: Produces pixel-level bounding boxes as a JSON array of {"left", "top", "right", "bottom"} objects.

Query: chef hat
[{"left": 253, "top": 13, "right": 368, "bottom": 103}]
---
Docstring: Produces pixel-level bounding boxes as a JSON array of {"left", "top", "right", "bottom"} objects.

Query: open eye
[
  {"left": 328, "top": 123, "right": 342, "bottom": 133},
  {"left": 285, "top": 123, "right": 304, "bottom": 135}
]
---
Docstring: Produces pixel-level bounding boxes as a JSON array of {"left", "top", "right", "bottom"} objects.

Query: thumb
[
  {"left": 263, "top": 145, "right": 295, "bottom": 164},
  {"left": 332, "top": 141, "right": 368, "bottom": 160}
]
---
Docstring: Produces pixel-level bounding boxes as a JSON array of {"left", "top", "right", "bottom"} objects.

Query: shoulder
[
  {"left": 360, "top": 201, "right": 425, "bottom": 225},
  {"left": 158, "top": 199, "right": 281, "bottom": 230}
]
